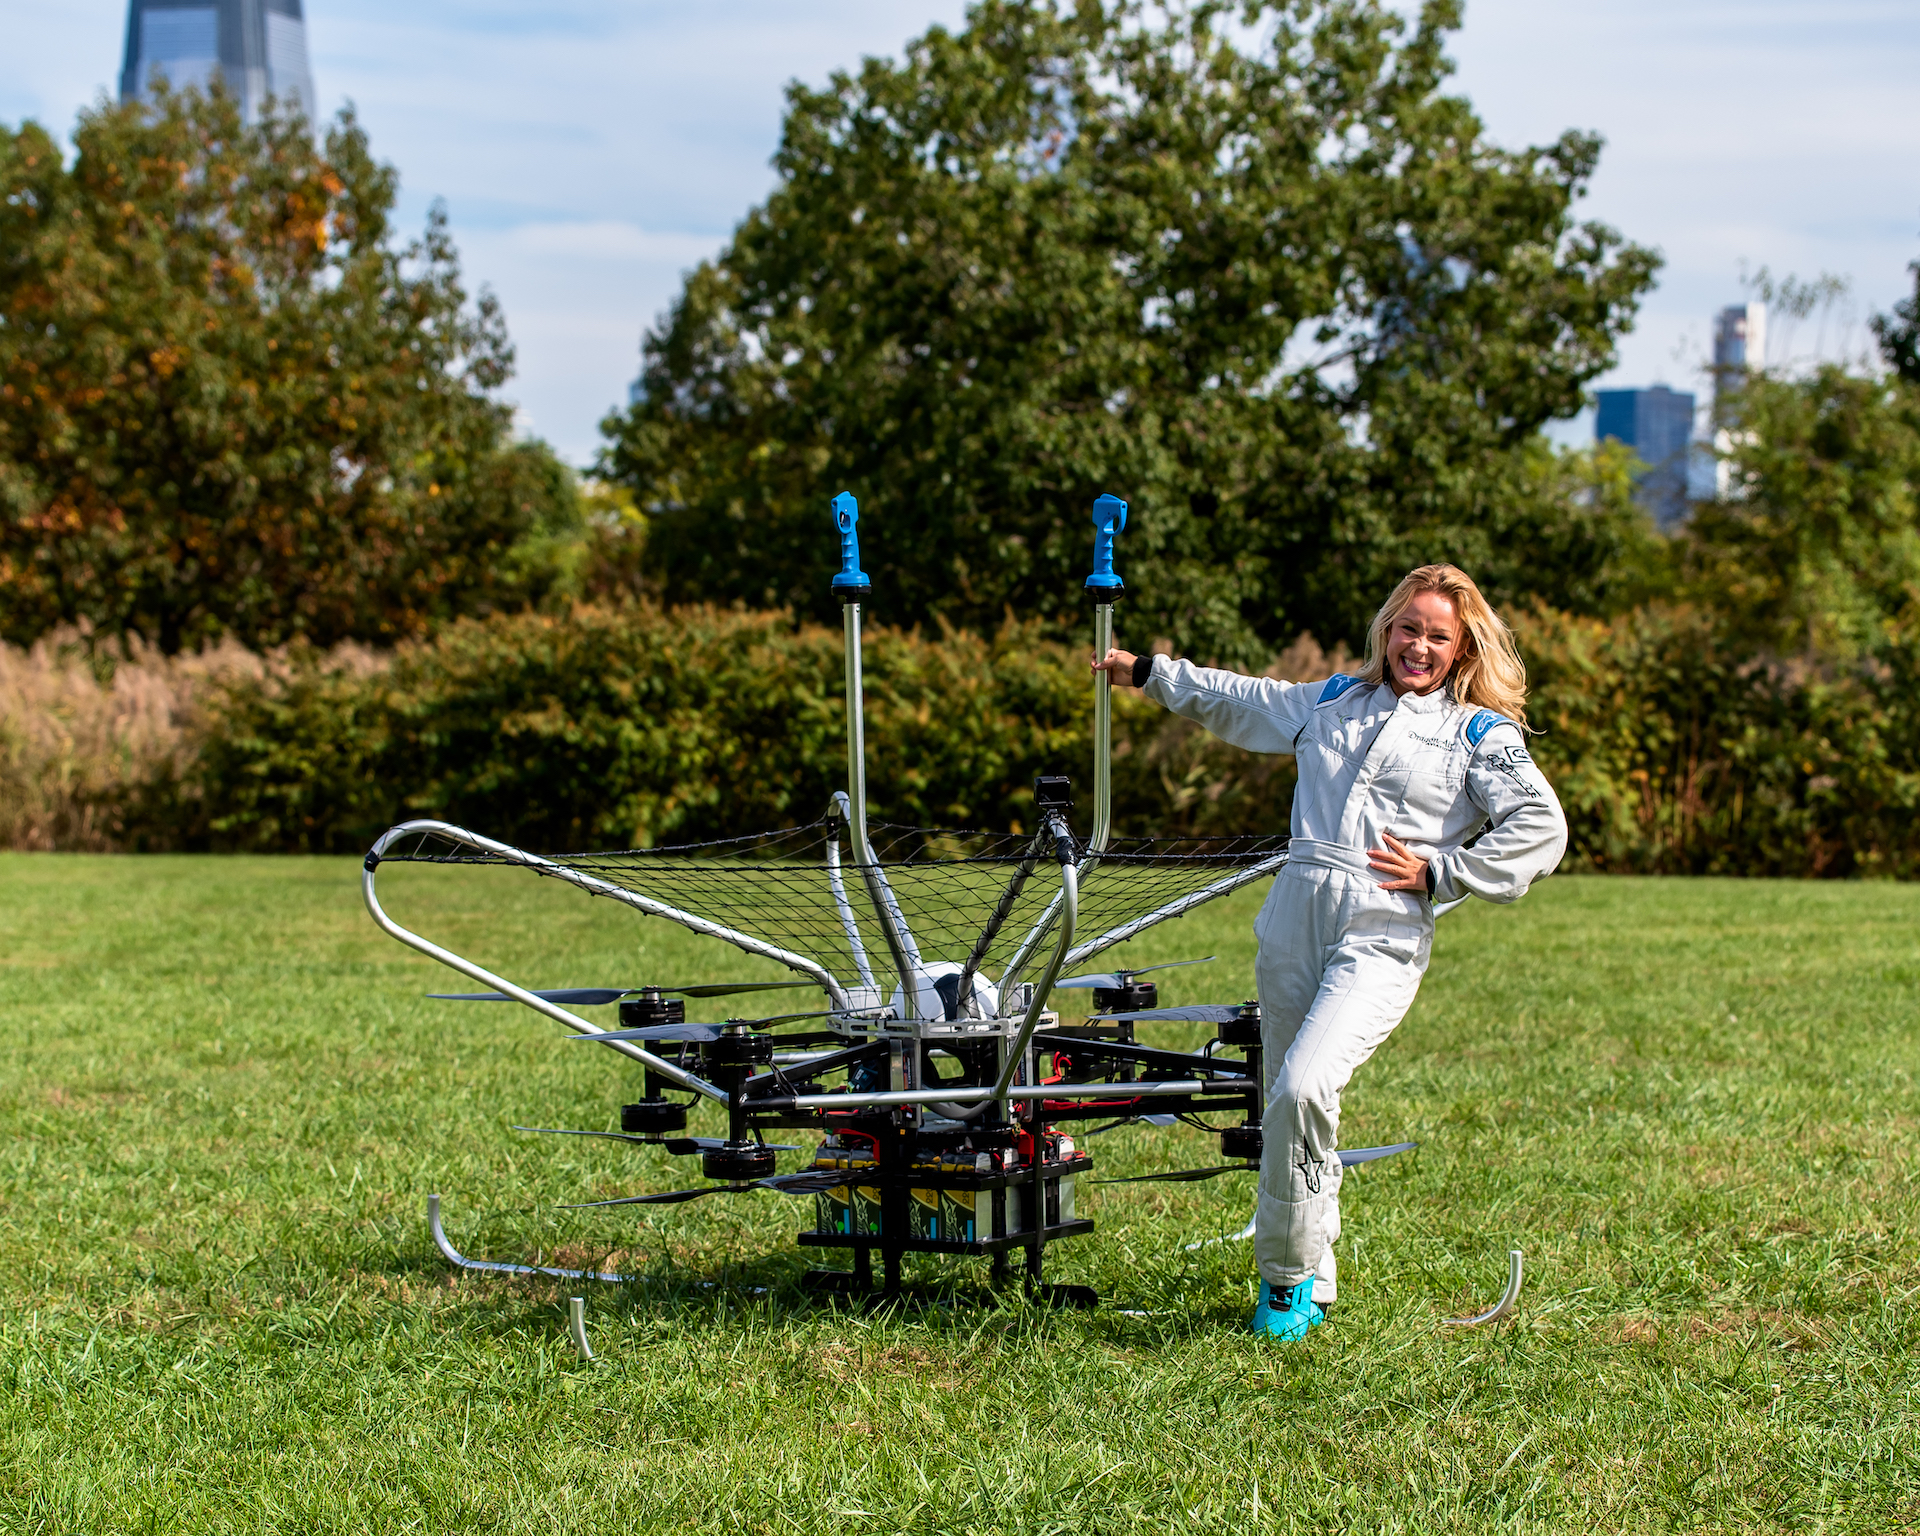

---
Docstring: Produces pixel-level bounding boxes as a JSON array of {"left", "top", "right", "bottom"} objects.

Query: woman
[{"left": 1094, "top": 564, "right": 1567, "bottom": 1341}]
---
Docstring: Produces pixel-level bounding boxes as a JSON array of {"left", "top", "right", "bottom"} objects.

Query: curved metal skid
[
  {"left": 1446, "top": 1249, "right": 1524, "bottom": 1327},
  {"left": 428, "top": 1194, "right": 636, "bottom": 1284}
]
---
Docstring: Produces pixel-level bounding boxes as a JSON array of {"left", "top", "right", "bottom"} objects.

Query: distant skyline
[{"left": 6, "top": 1, "right": 1918, "bottom": 466}]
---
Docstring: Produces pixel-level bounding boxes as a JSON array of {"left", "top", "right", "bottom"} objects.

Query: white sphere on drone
[{"left": 890, "top": 961, "right": 999, "bottom": 1023}]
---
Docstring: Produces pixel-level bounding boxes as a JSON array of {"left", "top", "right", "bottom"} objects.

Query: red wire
[{"left": 821, "top": 1125, "right": 880, "bottom": 1159}]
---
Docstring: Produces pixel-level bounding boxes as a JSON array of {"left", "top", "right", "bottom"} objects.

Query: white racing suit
[{"left": 1141, "top": 660, "right": 1568, "bottom": 1302}]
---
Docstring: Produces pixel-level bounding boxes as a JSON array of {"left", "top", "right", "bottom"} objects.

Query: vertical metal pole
[
  {"left": 1091, "top": 600, "right": 1115, "bottom": 856},
  {"left": 830, "top": 492, "right": 921, "bottom": 1011},
  {"left": 1084, "top": 493, "right": 1127, "bottom": 859},
  {"left": 842, "top": 600, "right": 918, "bottom": 1007},
  {"left": 843, "top": 601, "right": 872, "bottom": 850}
]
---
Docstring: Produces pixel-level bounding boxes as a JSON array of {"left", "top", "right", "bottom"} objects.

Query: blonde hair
[{"left": 1358, "top": 564, "right": 1530, "bottom": 727}]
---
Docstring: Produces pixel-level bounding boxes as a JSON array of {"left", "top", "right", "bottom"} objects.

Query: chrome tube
[
  {"left": 842, "top": 603, "right": 923, "bottom": 1004},
  {"left": 954, "top": 825, "right": 1049, "bottom": 1012},
  {"left": 429, "top": 1195, "right": 636, "bottom": 1283},
  {"left": 825, "top": 792, "right": 878, "bottom": 990},
  {"left": 1445, "top": 1249, "right": 1525, "bottom": 1328},
  {"left": 749, "top": 1077, "right": 1247, "bottom": 1112},
  {"left": 363, "top": 847, "right": 729, "bottom": 1104},
  {"left": 992, "top": 828, "right": 1079, "bottom": 1099},
  {"left": 996, "top": 886, "right": 1064, "bottom": 998},
  {"left": 1054, "top": 851, "right": 1291, "bottom": 973},
  {"left": 366, "top": 819, "right": 847, "bottom": 1011},
  {"left": 1091, "top": 601, "right": 1115, "bottom": 855}
]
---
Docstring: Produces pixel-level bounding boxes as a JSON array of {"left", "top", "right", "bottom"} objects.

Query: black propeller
[
  {"left": 1084, "top": 1114, "right": 1178, "bottom": 1137},
  {"left": 1092, "top": 1142, "right": 1417, "bottom": 1185},
  {"left": 562, "top": 1169, "right": 857, "bottom": 1209},
  {"left": 429, "top": 980, "right": 816, "bottom": 1004},
  {"left": 572, "top": 1023, "right": 726, "bottom": 1044},
  {"left": 571, "top": 1009, "right": 840, "bottom": 1045},
  {"left": 1086, "top": 1004, "right": 1243, "bottom": 1025},
  {"left": 511, "top": 1127, "right": 798, "bottom": 1154},
  {"left": 1051, "top": 957, "right": 1217, "bottom": 990},
  {"left": 431, "top": 987, "right": 637, "bottom": 1006}
]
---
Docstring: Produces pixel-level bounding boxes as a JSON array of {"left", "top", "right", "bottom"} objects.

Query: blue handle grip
[
  {"left": 1086, "top": 493, "right": 1127, "bottom": 595},
  {"left": 830, "top": 491, "right": 869, "bottom": 595}
]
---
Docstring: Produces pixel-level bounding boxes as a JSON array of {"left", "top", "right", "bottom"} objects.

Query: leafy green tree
[
  {"left": 1873, "top": 247, "right": 1920, "bottom": 385},
  {"left": 0, "top": 86, "right": 581, "bottom": 654},
  {"left": 599, "top": 0, "right": 1659, "bottom": 660},
  {"left": 1685, "top": 367, "right": 1920, "bottom": 664}
]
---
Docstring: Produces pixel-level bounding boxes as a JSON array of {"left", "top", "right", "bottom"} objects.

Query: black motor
[
  {"left": 1090, "top": 979, "right": 1157, "bottom": 1017},
  {"left": 619, "top": 989, "right": 691, "bottom": 1134},
  {"left": 618, "top": 989, "right": 685, "bottom": 1030}
]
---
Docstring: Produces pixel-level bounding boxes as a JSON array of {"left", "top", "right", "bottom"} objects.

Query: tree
[
  {"left": 1685, "top": 367, "right": 1920, "bottom": 664},
  {"left": 1873, "top": 247, "right": 1920, "bottom": 385},
  {"left": 0, "top": 86, "right": 581, "bottom": 654},
  {"left": 599, "top": 0, "right": 1660, "bottom": 661}
]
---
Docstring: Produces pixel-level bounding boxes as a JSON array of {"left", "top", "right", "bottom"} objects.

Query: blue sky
[{"left": 6, "top": 1, "right": 1918, "bottom": 465}]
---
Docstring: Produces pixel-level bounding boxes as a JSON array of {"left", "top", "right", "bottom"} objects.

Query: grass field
[{"left": 3, "top": 854, "right": 1918, "bottom": 1533}]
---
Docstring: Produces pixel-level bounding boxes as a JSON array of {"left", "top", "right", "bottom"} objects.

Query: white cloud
[
  {"left": 7, "top": 1, "right": 1917, "bottom": 462},
  {"left": 506, "top": 222, "right": 719, "bottom": 264}
]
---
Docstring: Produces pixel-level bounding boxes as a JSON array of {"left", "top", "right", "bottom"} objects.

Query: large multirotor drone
[{"left": 365, "top": 492, "right": 1412, "bottom": 1306}]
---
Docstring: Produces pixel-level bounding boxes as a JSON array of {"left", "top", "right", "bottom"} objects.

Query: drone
[{"left": 366, "top": 491, "right": 1414, "bottom": 1307}]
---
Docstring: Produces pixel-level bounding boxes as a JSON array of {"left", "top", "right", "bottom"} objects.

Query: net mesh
[{"left": 378, "top": 820, "right": 1288, "bottom": 997}]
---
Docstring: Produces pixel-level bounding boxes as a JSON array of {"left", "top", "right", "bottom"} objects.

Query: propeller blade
[
  {"left": 754, "top": 1170, "right": 861, "bottom": 1196},
  {"left": 561, "top": 1169, "right": 853, "bottom": 1209},
  {"left": 1086, "top": 1004, "right": 1242, "bottom": 1024},
  {"left": 433, "top": 981, "right": 819, "bottom": 1006},
  {"left": 573, "top": 1023, "right": 727, "bottom": 1044},
  {"left": 1050, "top": 972, "right": 1124, "bottom": 991},
  {"left": 563, "top": 1185, "right": 739, "bottom": 1207},
  {"left": 1131, "top": 956, "right": 1217, "bottom": 978},
  {"left": 1338, "top": 1141, "right": 1418, "bottom": 1166},
  {"left": 737, "top": 1008, "right": 842, "bottom": 1026},
  {"left": 1084, "top": 1114, "right": 1178, "bottom": 1137},
  {"left": 1052, "top": 957, "right": 1216, "bottom": 989},
  {"left": 512, "top": 1126, "right": 800, "bottom": 1153},
  {"left": 659, "top": 1137, "right": 799, "bottom": 1155},
  {"left": 576, "top": 1011, "right": 839, "bottom": 1043},
  {"left": 1091, "top": 1142, "right": 1417, "bottom": 1184},
  {"left": 1094, "top": 1163, "right": 1254, "bottom": 1186},
  {"left": 429, "top": 987, "right": 634, "bottom": 1006}
]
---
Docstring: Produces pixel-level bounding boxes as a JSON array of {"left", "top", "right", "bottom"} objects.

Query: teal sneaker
[{"left": 1249, "top": 1279, "right": 1324, "bottom": 1341}]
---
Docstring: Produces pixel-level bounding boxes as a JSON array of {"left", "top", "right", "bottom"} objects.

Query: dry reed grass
[{"left": 0, "top": 630, "right": 379, "bottom": 851}]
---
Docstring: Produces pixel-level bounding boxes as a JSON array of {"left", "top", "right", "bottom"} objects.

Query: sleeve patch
[
  {"left": 1464, "top": 709, "right": 1513, "bottom": 748},
  {"left": 1318, "top": 674, "right": 1363, "bottom": 705}
]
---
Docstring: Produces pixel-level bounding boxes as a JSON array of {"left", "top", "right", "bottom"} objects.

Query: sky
[{"left": 5, "top": 1, "right": 1918, "bottom": 467}]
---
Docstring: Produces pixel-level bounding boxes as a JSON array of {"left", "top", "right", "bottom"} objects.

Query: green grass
[{"left": 3, "top": 854, "right": 1918, "bottom": 1533}]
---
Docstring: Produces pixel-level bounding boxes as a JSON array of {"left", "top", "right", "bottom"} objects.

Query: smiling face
[{"left": 1383, "top": 590, "right": 1465, "bottom": 696}]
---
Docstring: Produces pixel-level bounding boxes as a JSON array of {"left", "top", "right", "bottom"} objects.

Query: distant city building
[
  {"left": 1596, "top": 384, "right": 1696, "bottom": 527},
  {"left": 1710, "top": 302, "right": 1767, "bottom": 497},
  {"left": 1712, "top": 302, "right": 1768, "bottom": 400},
  {"left": 120, "top": 0, "right": 316, "bottom": 125}
]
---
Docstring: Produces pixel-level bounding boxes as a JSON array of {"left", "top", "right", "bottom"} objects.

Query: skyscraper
[
  {"left": 1596, "top": 384, "right": 1696, "bottom": 528},
  {"left": 120, "top": 0, "right": 316, "bottom": 126},
  {"left": 1712, "top": 302, "right": 1768, "bottom": 396}
]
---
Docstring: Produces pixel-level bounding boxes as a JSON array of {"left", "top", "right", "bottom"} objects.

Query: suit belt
[{"left": 1283, "top": 839, "right": 1383, "bottom": 879}]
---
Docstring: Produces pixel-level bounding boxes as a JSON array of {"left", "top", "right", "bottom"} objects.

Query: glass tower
[
  {"left": 1596, "top": 385, "right": 1697, "bottom": 528},
  {"left": 120, "top": 0, "right": 316, "bottom": 125}
]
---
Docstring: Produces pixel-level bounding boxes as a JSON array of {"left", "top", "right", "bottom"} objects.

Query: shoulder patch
[
  {"left": 1464, "top": 709, "right": 1512, "bottom": 748},
  {"left": 1317, "top": 674, "right": 1364, "bottom": 705}
]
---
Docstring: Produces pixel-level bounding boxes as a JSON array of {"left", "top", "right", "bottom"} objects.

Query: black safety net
[{"left": 376, "top": 820, "right": 1289, "bottom": 1001}]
